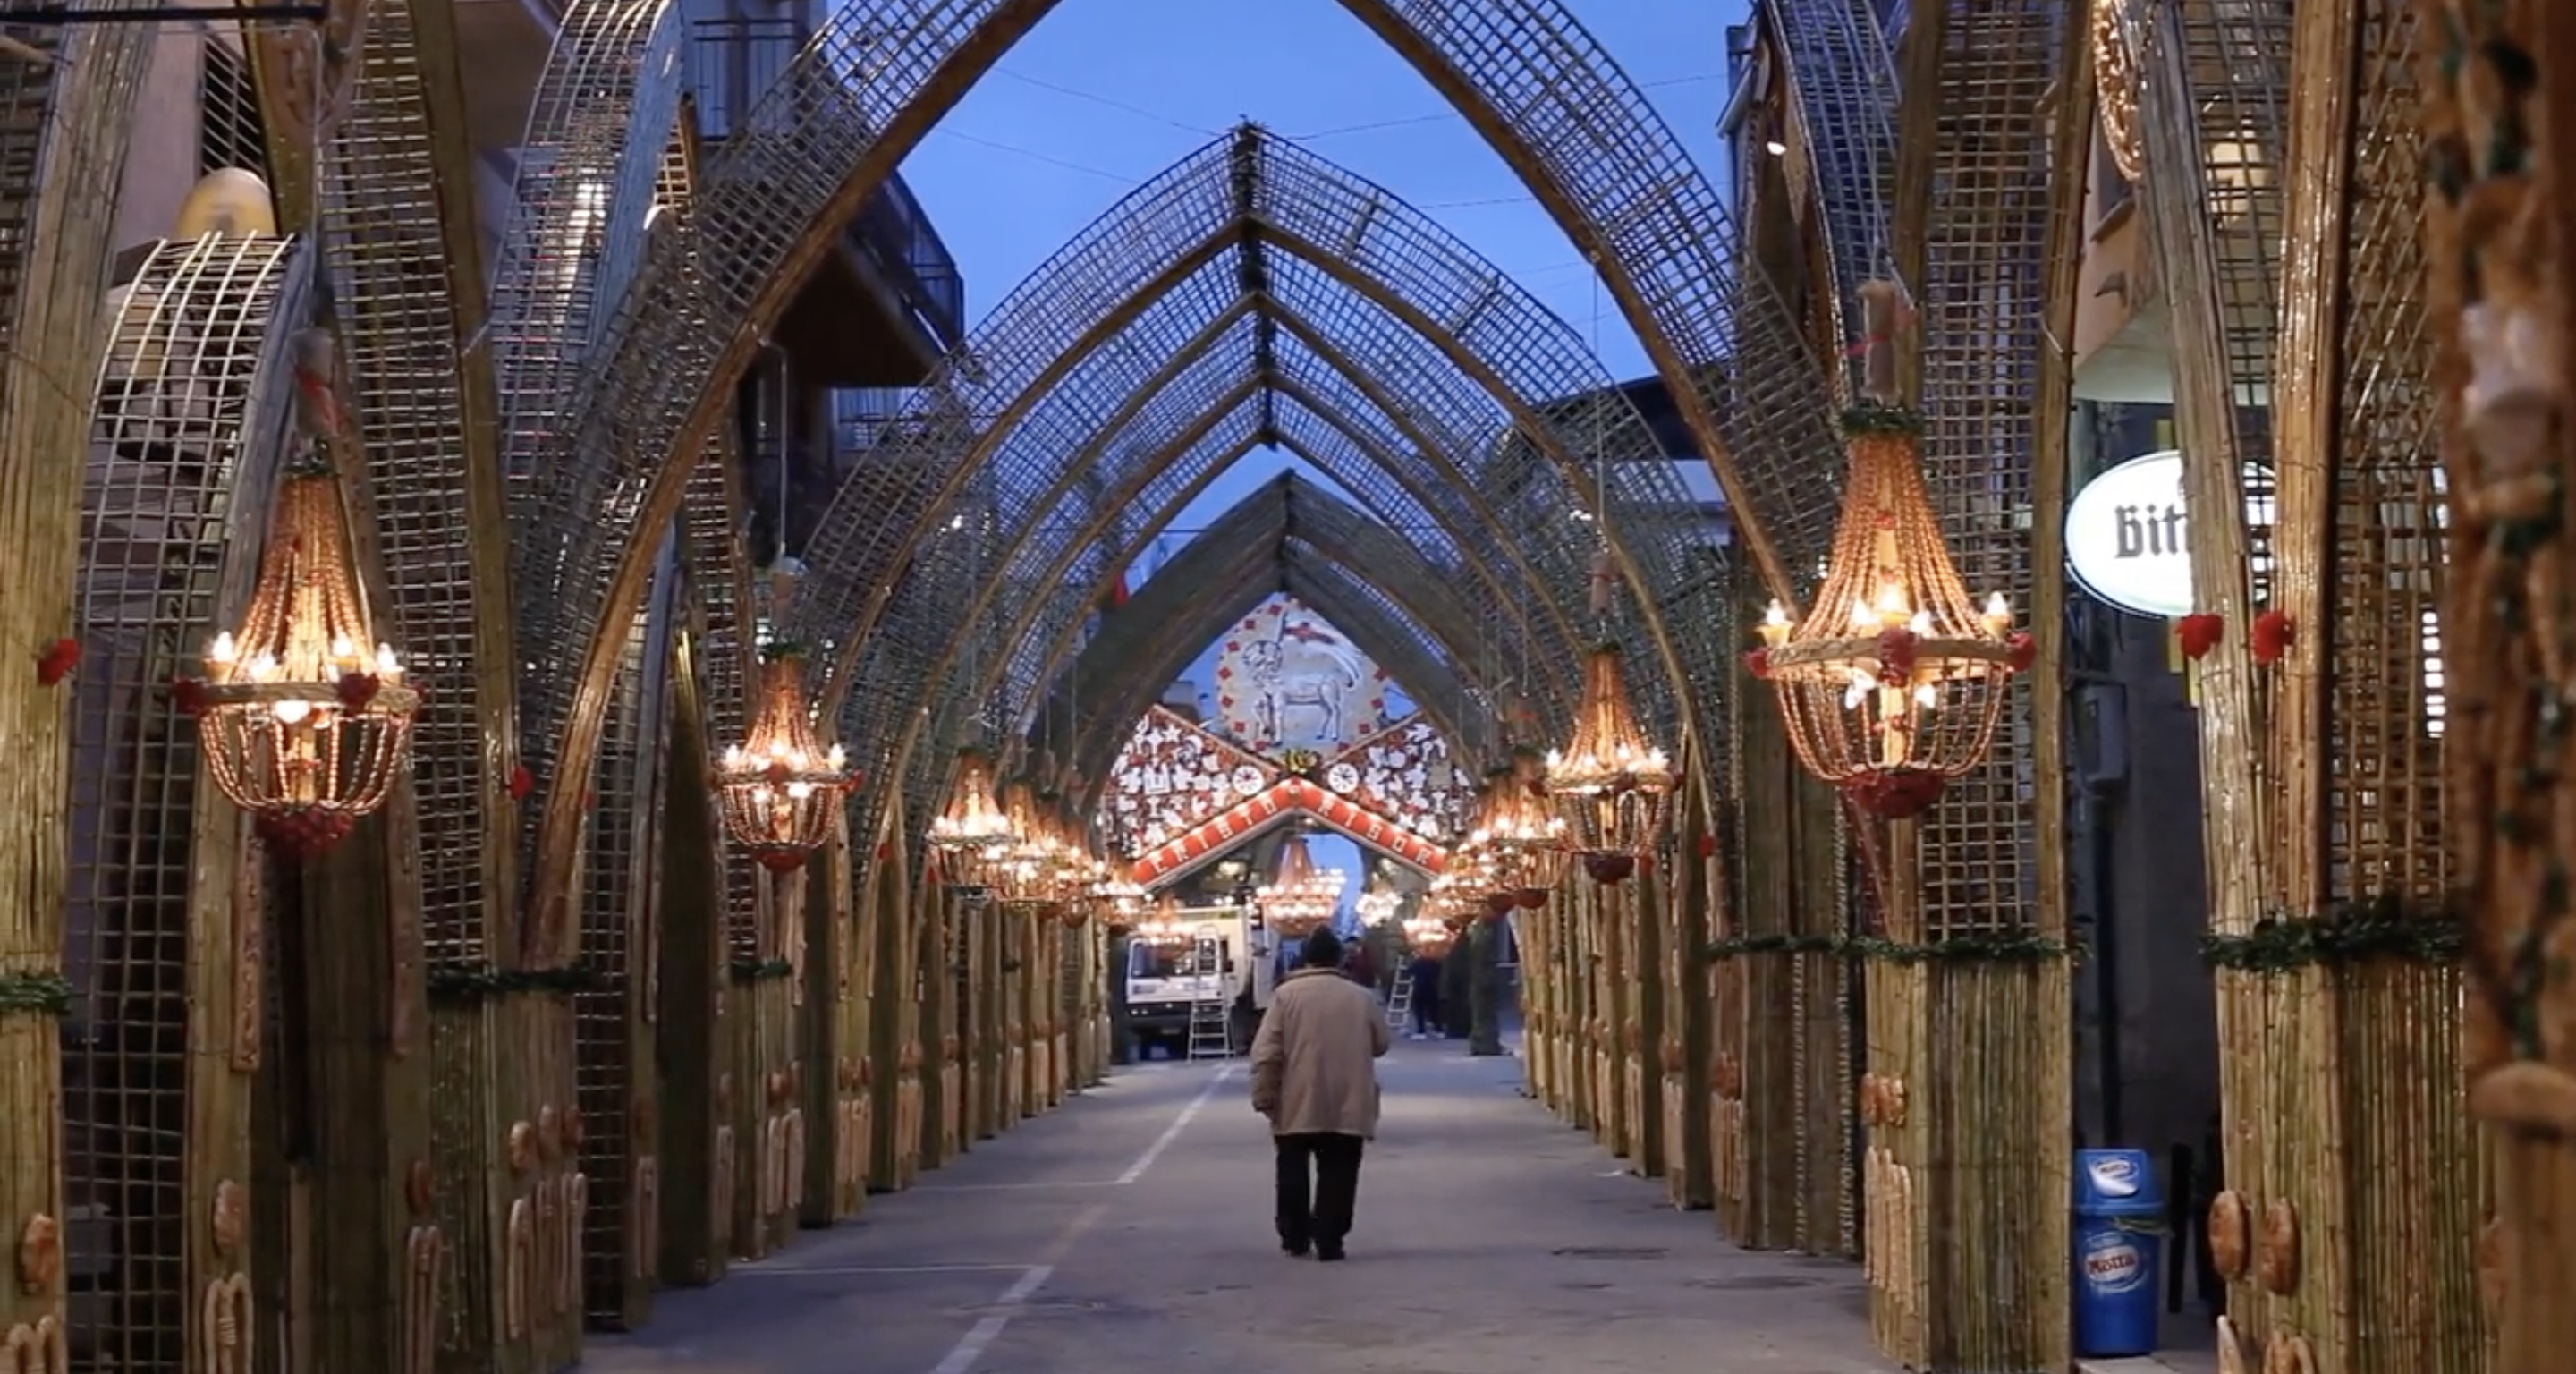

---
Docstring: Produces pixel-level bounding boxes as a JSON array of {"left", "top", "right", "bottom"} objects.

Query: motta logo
[{"left": 2081, "top": 1237, "right": 2148, "bottom": 1293}]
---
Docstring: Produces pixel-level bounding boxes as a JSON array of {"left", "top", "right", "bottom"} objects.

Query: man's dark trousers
[{"left": 1275, "top": 1132, "right": 1365, "bottom": 1254}]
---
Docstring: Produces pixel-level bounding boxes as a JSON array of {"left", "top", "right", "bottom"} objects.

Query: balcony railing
[{"left": 687, "top": 17, "right": 968, "bottom": 352}]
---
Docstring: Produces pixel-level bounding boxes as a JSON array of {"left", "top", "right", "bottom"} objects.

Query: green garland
[
  {"left": 758, "top": 639, "right": 809, "bottom": 663},
  {"left": 426, "top": 961, "right": 605, "bottom": 1004},
  {"left": 2199, "top": 895, "right": 2465, "bottom": 974},
  {"left": 1706, "top": 930, "right": 2080, "bottom": 965},
  {"left": 728, "top": 956, "right": 798, "bottom": 984},
  {"left": 0, "top": 972, "right": 72, "bottom": 1017},
  {"left": 1838, "top": 403, "right": 1924, "bottom": 437}
]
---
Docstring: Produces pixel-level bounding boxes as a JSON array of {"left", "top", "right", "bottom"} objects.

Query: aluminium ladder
[
  {"left": 1185, "top": 992, "right": 1232, "bottom": 1061},
  {"left": 1385, "top": 973, "right": 1414, "bottom": 1033}
]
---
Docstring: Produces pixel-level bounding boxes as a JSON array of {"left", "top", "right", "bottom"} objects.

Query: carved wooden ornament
[
  {"left": 14, "top": 1215, "right": 58, "bottom": 1297},
  {"left": 2215, "top": 1316, "right": 2250, "bottom": 1374},
  {"left": 2207, "top": 1190, "right": 2251, "bottom": 1281},
  {"left": 561, "top": 1106, "right": 583, "bottom": 1152},
  {"left": 1860, "top": 1074, "right": 1885, "bottom": 1124},
  {"left": 507, "top": 1121, "right": 538, "bottom": 1175},
  {"left": 2255, "top": 1199, "right": 2301, "bottom": 1295},
  {"left": 537, "top": 1104, "right": 562, "bottom": 1160},
  {"left": 200, "top": 1273, "right": 252, "bottom": 1374},
  {"left": 1881, "top": 1077, "right": 1909, "bottom": 1126},
  {"left": 406, "top": 1159, "right": 435, "bottom": 1220},
  {"left": 211, "top": 1181, "right": 248, "bottom": 1260}
]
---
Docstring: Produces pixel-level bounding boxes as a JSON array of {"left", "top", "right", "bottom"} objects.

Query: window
[{"left": 199, "top": 42, "right": 269, "bottom": 180}]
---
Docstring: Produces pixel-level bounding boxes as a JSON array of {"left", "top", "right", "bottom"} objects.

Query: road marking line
[
  {"left": 732, "top": 1262, "right": 1031, "bottom": 1276},
  {"left": 927, "top": 1204, "right": 1106, "bottom": 1374},
  {"left": 913, "top": 1180, "right": 1123, "bottom": 1192},
  {"left": 1115, "top": 1064, "right": 1233, "bottom": 1185}
]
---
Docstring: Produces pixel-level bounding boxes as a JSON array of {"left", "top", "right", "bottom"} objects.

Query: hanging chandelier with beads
[
  {"left": 175, "top": 454, "right": 419, "bottom": 862},
  {"left": 1745, "top": 281, "right": 2031, "bottom": 819},
  {"left": 1545, "top": 639, "right": 1675, "bottom": 886},
  {"left": 713, "top": 640, "right": 852, "bottom": 872},
  {"left": 929, "top": 745, "right": 1019, "bottom": 887}
]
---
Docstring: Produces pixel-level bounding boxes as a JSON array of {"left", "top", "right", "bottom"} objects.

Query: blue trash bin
[{"left": 2072, "top": 1149, "right": 2164, "bottom": 1359}]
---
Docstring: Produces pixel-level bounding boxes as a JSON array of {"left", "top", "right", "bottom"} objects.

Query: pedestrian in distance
[{"left": 1250, "top": 927, "right": 1389, "bottom": 1261}]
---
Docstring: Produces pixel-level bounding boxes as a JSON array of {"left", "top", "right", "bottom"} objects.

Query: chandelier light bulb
[
  {"left": 375, "top": 643, "right": 402, "bottom": 676},
  {"left": 1760, "top": 600, "right": 1793, "bottom": 649},
  {"left": 208, "top": 631, "right": 239, "bottom": 666}
]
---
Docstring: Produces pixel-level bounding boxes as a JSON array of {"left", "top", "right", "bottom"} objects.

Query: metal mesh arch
[
  {"left": 1022, "top": 472, "right": 1502, "bottom": 793},
  {"left": 70, "top": 232, "right": 308, "bottom": 1369},
  {"left": 508, "top": 0, "right": 1852, "bottom": 906},
  {"left": 326, "top": 7, "right": 523, "bottom": 960},
  {"left": 790, "top": 131, "right": 1698, "bottom": 726},
  {"left": 1772, "top": 0, "right": 1899, "bottom": 364}
]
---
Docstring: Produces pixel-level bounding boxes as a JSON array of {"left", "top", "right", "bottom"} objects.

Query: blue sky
[{"left": 890, "top": 0, "right": 1749, "bottom": 903}]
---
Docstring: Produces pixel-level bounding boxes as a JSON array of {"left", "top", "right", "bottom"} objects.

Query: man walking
[{"left": 1250, "top": 928, "right": 1388, "bottom": 1261}]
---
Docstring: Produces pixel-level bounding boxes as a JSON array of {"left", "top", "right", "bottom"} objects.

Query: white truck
[{"left": 1125, "top": 903, "right": 1273, "bottom": 1057}]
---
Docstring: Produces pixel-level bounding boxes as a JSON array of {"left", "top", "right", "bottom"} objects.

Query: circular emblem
[
  {"left": 1326, "top": 761, "right": 1360, "bottom": 793},
  {"left": 1232, "top": 765, "right": 1265, "bottom": 795}
]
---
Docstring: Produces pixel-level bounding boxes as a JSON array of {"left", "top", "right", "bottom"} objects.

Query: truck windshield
[{"left": 1129, "top": 942, "right": 1230, "bottom": 978}]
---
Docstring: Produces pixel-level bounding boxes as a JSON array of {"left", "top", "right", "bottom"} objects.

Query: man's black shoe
[
  {"left": 1315, "top": 1244, "right": 1345, "bottom": 1262},
  {"left": 1282, "top": 1241, "right": 1310, "bottom": 1258}
]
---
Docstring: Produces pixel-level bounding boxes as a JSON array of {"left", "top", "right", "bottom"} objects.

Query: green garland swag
[
  {"left": 2199, "top": 896, "right": 2465, "bottom": 974},
  {"left": 426, "top": 961, "right": 604, "bottom": 1003},
  {"left": 1838, "top": 403, "right": 1924, "bottom": 437},
  {"left": 0, "top": 971, "right": 72, "bottom": 1017},
  {"left": 728, "top": 956, "right": 797, "bottom": 984},
  {"left": 1706, "top": 930, "right": 2079, "bottom": 965}
]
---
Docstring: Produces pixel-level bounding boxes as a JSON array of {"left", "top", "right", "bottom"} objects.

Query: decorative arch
[
  {"left": 1023, "top": 471, "right": 1505, "bottom": 793},
  {"left": 788, "top": 131, "right": 1733, "bottom": 875},
  {"left": 509, "top": 6, "right": 1843, "bottom": 932},
  {"left": 71, "top": 233, "right": 309, "bottom": 1366},
  {"left": 1771, "top": 0, "right": 1900, "bottom": 360}
]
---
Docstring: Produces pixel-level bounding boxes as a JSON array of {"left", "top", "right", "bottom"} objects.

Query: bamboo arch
[
  {"left": 1036, "top": 473, "right": 1498, "bottom": 788},
  {"left": 505, "top": 0, "right": 1842, "bottom": 959},
  {"left": 1032, "top": 471, "right": 1517, "bottom": 795}
]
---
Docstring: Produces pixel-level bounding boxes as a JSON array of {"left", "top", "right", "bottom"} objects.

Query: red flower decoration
[
  {"left": 257, "top": 808, "right": 358, "bottom": 861},
  {"left": 2250, "top": 611, "right": 2293, "bottom": 666},
  {"left": 876, "top": 841, "right": 893, "bottom": 862},
  {"left": 763, "top": 759, "right": 792, "bottom": 785},
  {"left": 335, "top": 672, "right": 380, "bottom": 711},
  {"left": 2176, "top": 613, "right": 2224, "bottom": 661},
  {"left": 2006, "top": 632, "right": 2037, "bottom": 674},
  {"left": 1843, "top": 768, "right": 1947, "bottom": 820},
  {"left": 168, "top": 678, "right": 209, "bottom": 718},
  {"left": 36, "top": 638, "right": 79, "bottom": 687},
  {"left": 1744, "top": 647, "right": 1772, "bottom": 680},
  {"left": 582, "top": 789, "right": 597, "bottom": 809},
  {"left": 1696, "top": 833, "right": 1719, "bottom": 859},
  {"left": 1874, "top": 627, "right": 1919, "bottom": 686},
  {"left": 509, "top": 764, "right": 535, "bottom": 801}
]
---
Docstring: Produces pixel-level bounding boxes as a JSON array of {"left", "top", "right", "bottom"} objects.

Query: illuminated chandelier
[
  {"left": 1089, "top": 861, "right": 1146, "bottom": 924},
  {"left": 992, "top": 780, "right": 1055, "bottom": 903},
  {"left": 1544, "top": 640, "right": 1676, "bottom": 886},
  {"left": 928, "top": 745, "right": 1019, "bottom": 887},
  {"left": 1354, "top": 880, "right": 1401, "bottom": 926},
  {"left": 175, "top": 457, "right": 419, "bottom": 861},
  {"left": 713, "top": 639, "right": 852, "bottom": 872},
  {"left": 1134, "top": 893, "right": 1192, "bottom": 947},
  {"left": 1259, "top": 832, "right": 1343, "bottom": 937},
  {"left": 1747, "top": 281, "right": 2030, "bottom": 820},
  {"left": 1403, "top": 908, "right": 1455, "bottom": 957},
  {"left": 1474, "top": 752, "right": 1569, "bottom": 903}
]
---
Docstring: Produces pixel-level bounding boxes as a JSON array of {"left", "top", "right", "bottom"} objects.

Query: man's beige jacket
[{"left": 1250, "top": 966, "right": 1391, "bottom": 1137}]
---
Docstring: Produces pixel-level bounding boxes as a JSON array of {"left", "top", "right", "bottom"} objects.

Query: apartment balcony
[{"left": 691, "top": 17, "right": 967, "bottom": 388}]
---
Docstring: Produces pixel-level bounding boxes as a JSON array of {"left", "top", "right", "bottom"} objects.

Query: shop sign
[{"left": 2063, "top": 450, "right": 2269, "bottom": 618}]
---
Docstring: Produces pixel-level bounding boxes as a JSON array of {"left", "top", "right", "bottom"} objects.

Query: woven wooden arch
[
  {"left": 506, "top": 2, "right": 1835, "bottom": 954},
  {"left": 1025, "top": 472, "right": 1500, "bottom": 803},
  {"left": 787, "top": 131, "right": 1722, "bottom": 877}
]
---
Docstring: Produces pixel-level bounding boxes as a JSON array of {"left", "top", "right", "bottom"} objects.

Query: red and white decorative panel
[
  {"left": 1100, "top": 707, "right": 1276, "bottom": 858},
  {"left": 1211, "top": 596, "right": 1393, "bottom": 756},
  {"left": 1318, "top": 714, "right": 1471, "bottom": 842},
  {"left": 1127, "top": 779, "right": 1448, "bottom": 886}
]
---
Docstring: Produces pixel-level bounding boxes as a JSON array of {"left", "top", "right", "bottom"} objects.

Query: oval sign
[{"left": 2064, "top": 450, "right": 2267, "bottom": 619}]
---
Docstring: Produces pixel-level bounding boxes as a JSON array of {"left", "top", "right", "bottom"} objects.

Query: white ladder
[
  {"left": 1185, "top": 993, "right": 1231, "bottom": 1060},
  {"left": 1385, "top": 973, "right": 1414, "bottom": 1031}
]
